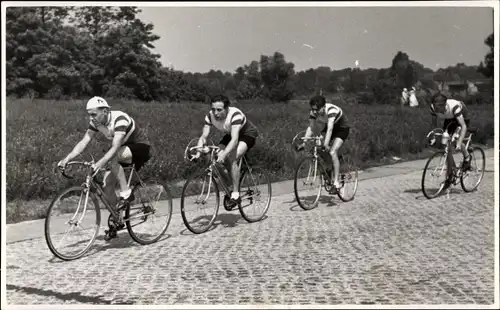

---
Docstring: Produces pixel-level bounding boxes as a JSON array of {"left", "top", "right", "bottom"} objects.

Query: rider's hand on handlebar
[
  {"left": 57, "top": 159, "right": 67, "bottom": 170},
  {"left": 90, "top": 162, "right": 104, "bottom": 175},
  {"left": 295, "top": 143, "right": 305, "bottom": 151},
  {"left": 190, "top": 151, "right": 201, "bottom": 161}
]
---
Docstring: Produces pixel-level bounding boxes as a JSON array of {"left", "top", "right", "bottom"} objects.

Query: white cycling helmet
[{"left": 86, "top": 96, "right": 109, "bottom": 110}]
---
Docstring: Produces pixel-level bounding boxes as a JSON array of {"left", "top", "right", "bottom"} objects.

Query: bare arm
[
  {"left": 198, "top": 113, "right": 212, "bottom": 149},
  {"left": 96, "top": 132, "right": 125, "bottom": 167},
  {"left": 61, "top": 129, "right": 95, "bottom": 163},
  {"left": 304, "top": 119, "right": 316, "bottom": 139}
]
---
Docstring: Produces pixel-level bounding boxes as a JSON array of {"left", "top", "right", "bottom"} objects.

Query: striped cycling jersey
[
  {"left": 430, "top": 99, "right": 468, "bottom": 120},
  {"left": 88, "top": 110, "right": 149, "bottom": 145},
  {"left": 309, "top": 102, "right": 349, "bottom": 127},
  {"left": 204, "top": 106, "right": 258, "bottom": 137}
]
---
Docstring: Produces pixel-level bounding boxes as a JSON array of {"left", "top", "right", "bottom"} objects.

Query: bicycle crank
[
  {"left": 223, "top": 195, "right": 236, "bottom": 211},
  {"left": 105, "top": 214, "right": 125, "bottom": 241}
]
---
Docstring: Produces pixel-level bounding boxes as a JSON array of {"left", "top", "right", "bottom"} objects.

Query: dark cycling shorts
[
  {"left": 120, "top": 143, "right": 151, "bottom": 172},
  {"left": 220, "top": 133, "right": 257, "bottom": 150},
  {"left": 321, "top": 122, "right": 350, "bottom": 144},
  {"left": 443, "top": 118, "right": 470, "bottom": 135}
]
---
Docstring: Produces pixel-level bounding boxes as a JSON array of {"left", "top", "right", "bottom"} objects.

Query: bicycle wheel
[
  {"left": 294, "top": 157, "right": 323, "bottom": 210},
  {"left": 44, "top": 186, "right": 101, "bottom": 261},
  {"left": 460, "top": 146, "right": 486, "bottom": 192},
  {"left": 125, "top": 179, "right": 173, "bottom": 245},
  {"left": 421, "top": 151, "right": 448, "bottom": 199},
  {"left": 337, "top": 155, "right": 359, "bottom": 202},
  {"left": 238, "top": 166, "right": 272, "bottom": 222},
  {"left": 180, "top": 171, "right": 220, "bottom": 234}
]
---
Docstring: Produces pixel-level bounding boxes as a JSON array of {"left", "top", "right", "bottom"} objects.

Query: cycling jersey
[
  {"left": 88, "top": 111, "right": 150, "bottom": 145},
  {"left": 430, "top": 99, "right": 468, "bottom": 120},
  {"left": 205, "top": 107, "right": 258, "bottom": 137},
  {"left": 309, "top": 102, "right": 349, "bottom": 128}
]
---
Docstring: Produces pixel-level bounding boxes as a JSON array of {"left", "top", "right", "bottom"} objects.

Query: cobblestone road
[{"left": 4, "top": 155, "right": 497, "bottom": 306}]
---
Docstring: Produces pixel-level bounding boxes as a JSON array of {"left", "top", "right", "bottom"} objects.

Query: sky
[{"left": 136, "top": 4, "right": 494, "bottom": 73}]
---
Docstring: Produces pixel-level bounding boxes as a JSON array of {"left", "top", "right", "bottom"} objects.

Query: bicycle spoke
[
  {"left": 422, "top": 152, "right": 449, "bottom": 199},
  {"left": 294, "top": 157, "right": 322, "bottom": 210},
  {"left": 181, "top": 173, "right": 219, "bottom": 234},
  {"left": 45, "top": 187, "right": 100, "bottom": 261},
  {"left": 461, "top": 147, "right": 485, "bottom": 192},
  {"left": 239, "top": 167, "right": 271, "bottom": 222},
  {"left": 126, "top": 180, "right": 173, "bottom": 244}
]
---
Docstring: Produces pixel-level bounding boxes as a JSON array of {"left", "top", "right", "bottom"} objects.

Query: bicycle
[
  {"left": 44, "top": 156, "right": 173, "bottom": 261},
  {"left": 421, "top": 124, "right": 485, "bottom": 199},
  {"left": 180, "top": 140, "right": 272, "bottom": 234},
  {"left": 292, "top": 133, "right": 358, "bottom": 210}
]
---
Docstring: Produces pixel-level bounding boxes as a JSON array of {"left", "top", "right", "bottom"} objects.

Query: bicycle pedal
[
  {"left": 104, "top": 230, "right": 117, "bottom": 241},
  {"left": 328, "top": 187, "right": 338, "bottom": 195}
]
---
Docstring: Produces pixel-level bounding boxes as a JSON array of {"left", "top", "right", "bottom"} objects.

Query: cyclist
[
  {"left": 57, "top": 96, "right": 151, "bottom": 208},
  {"left": 430, "top": 92, "right": 471, "bottom": 171},
  {"left": 296, "top": 95, "right": 350, "bottom": 190},
  {"left": 192, "top": 94, "right": 259, "bottom": 206}
]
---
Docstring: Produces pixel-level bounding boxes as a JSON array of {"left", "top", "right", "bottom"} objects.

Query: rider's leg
[
  {"left": 102, "top": 167, "right": 119, "bottom": 207},
  {"left": 442, "top": 120, "right": 455, "bottom": 182},
  {"left": 114, "top": 146, "right": 133, "bottom": 200},
  {"left": 227, "top": 141, "right": 249, "bottom": 201},
  {"left": 228, "top": 134, "right": 256, "bottom": 202},
  {"left": 461, "top": 120, "right": 471, "bottom": 168},
  {"left": 328, "top": 126, "right": 349, "bottom": 188},
  {"left": 329, "top": 138, "right": 344, "bottom": 188}
]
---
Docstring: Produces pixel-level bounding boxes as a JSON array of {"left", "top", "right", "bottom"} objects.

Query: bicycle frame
[
  {"left": 300, "top": 135, "right": 335, "bottom": 181},
  {"left": 189, "top": 145, "right": 256, "bottom": 201},
  {"left": 428, "top": 125, "right": 474, "bottom": 181},
  {"left": 63, "top": 161, "right": 141, "bottom": 224}
]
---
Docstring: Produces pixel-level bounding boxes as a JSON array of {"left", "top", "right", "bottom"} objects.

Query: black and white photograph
[{"left": 1, "top": 1, "right": 498, "bottom": 308}]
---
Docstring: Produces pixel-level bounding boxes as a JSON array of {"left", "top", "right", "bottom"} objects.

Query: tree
[
  {"left": 259, "top": 52, "right": 295, "bottom": 102},
  {"left": 72, "top": 6, "right": 165, "bottom": 100},
  {"left": 244, "top": 60, "right": 261, "bottom": 90},
  {"left": 6, "top": 7, "right": 88, "bottom": 98},
  {"left": 296, "top": 68, "right": 316, "bottom": 95},
  {"left": 389, "top": 51, "right": 417, "bottom": 89},
  {"left": 478, "top": 33, "right": 494, "bottom": 78},
  {"left": 236, "top": 79, "right": 257, "bottom": 100}
]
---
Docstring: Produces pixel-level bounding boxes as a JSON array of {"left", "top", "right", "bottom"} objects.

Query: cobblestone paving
[{"left": 5, "top": 159, "right": 496, "bottom": 306}]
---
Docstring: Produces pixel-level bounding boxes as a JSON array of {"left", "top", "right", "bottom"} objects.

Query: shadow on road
[
  {"left": 47, "top": 232, "right": 173, "bottom": 263},
  {"left": 179, "top": 212, "right": 269, "bottom": 236},
  {"left": 6, "top": 284, "right": 136, "bottom": 304},
  {"left": 403, "top": 187, "right": 464, "bottom": 200},
  {"left": 287, "top": 194, "right": 338, "bottom": 211}
]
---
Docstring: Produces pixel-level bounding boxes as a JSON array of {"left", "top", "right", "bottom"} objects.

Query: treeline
[{"left": 6, "top": 6, "right": 494, "bottom": 103}]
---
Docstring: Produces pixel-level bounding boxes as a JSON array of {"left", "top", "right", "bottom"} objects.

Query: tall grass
[{"left": 6, "top": 98, "right": 494, "bottom": 204}]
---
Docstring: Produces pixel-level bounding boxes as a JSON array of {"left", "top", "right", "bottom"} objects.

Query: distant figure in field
[
  {"left": 409, "top": 87, "right": 419, "bottom": 107},
  {"left": 401, "top": 88, "right": 409, "bottom": 106}
]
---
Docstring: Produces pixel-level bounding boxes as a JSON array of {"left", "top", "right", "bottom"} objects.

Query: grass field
[{"left": 6, "top": 98, "right": 495, "bottom": 223}]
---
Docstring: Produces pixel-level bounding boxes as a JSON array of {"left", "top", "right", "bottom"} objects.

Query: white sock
[
  {"left": 120, "top": 188, "right": 132, "bottom": 199},
  {"left": 231, "top": 191, "right": 240, "bottom": 200}
]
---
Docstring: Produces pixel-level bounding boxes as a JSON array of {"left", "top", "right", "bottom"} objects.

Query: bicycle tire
[
  {"left": 125, "top": 179, "right": 173, "bottom": 245},
  {"left": 294, "top": 156, "right": 323, "bottom": 210},
  {"left": 180, "top": 171, "right": 220, "bottom": 234},
  {"left": 337, "top": 155, "right": 359, "bottom": 202},
  {"left": 460, "top": 146, "right": 486, "bottom": 192},
  {"left": 44, "top": 186, "right": 101, "bottom": 261},
  {"left": 421, "top": 151, "right": 448, "bottom": 199},
  {"left": 238, "top": 166, "right": 272, "bottom": 222}
]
